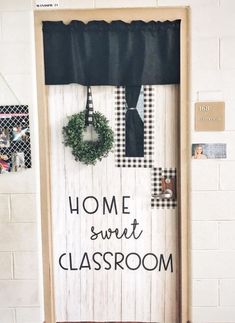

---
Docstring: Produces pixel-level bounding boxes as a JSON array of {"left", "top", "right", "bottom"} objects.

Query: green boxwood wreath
[{"left": 62, "top": 110, "right": 114, "bottom": 165}]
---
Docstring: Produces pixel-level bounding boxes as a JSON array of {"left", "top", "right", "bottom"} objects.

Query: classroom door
[{"left": 47, "top": 83, "right": 180, "bottom": 323}]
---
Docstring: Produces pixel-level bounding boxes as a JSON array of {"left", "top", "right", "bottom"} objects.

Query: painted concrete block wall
[
  {"left": 0, "top": 0, "right": 234, "bottom": 322},
  {"left": 0, "top": 1, "right": 41, "bottom": 323}
]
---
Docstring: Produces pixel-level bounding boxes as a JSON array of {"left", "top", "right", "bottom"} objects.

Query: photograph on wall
[
  {"left": 12, "top": 125, "right": 30, "bottom": 142},
  {"left": 0, "top": 153, "right": 11, "bottom": 174},
  {"left": 192, "top": 143, "right": 227, "bottom": 159},
  {"left": 11, "top": 152, "right": 25, "bottom": 172},
  {"left": 0, "top": 127, "right": 10, "bottom": 148}
]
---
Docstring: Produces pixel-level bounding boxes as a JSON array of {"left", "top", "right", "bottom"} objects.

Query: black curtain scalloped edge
[{"left": 43, "top": 19, "right": 181, "bottom": 32}]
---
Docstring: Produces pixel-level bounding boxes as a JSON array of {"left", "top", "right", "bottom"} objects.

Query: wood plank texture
[{"left": 47, "top": 84, "right": 179, "bottom": 322}]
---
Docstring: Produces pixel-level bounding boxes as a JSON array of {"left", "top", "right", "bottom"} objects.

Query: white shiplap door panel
[{"left": 48, "top": 84, "right": 179, "bottom": 323}]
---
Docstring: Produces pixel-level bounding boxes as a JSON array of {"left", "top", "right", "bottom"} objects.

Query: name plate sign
[{"left": 195, "top": 101, "right": 225, "bottom": 131}]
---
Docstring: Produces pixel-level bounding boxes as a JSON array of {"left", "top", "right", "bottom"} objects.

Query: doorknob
[
  {"left": 152, "top": 188, "right": 173, "bottom": 199},
  {"left": 151, "top": 167, "right": 177, "bottom": 209}
]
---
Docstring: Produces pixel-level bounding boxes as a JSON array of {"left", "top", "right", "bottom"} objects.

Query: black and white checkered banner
[
  {"left": 115, "top": 85, "right": 154, "bottom": 168},
  {"left": 85, "top": 86, "right": 94, "bottom": 126}
]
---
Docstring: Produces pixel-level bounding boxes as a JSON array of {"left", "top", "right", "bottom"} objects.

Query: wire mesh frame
[{"left": 0, "top": 105, "right": 32, "bottom": 174}]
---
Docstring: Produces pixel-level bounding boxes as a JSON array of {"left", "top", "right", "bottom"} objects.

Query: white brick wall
[
  {"left": 186, "top": 0, "right": 235, "bottom": 320},
  {"left": 192, "top": 279, "right": 218, "bottom": 306},
  {"left": 192, "top": 221, "right": 218, "bottom": 250},
  {"left": 0, "top": 309, "right": 15, "bottom": 323},
  {"left": 0, "top": 1, "right": 234, "bottom": 323},
  {"left": 0, "top": 3, "right": 41, "bottom": 323},
  {"left": 0, "top": 195, "right": 10, "bottom": 222},
  {"left": 0, "top": 280, "right": 39, "bottom": 307},
  {"left": 191, "top": 162, "right": 219, "bottom": 190},
  {"left": 0, "top": 252, "right": 13, "bottom": 279},
  {"left": 220, "top": 162, "right": 235, "bottom": 189},
  {"left": 14, "top": 252, "right": 39, "bottom": 279},
  {"left": 16, "top": 307, "right": 41, "bottom": 323},
  {"left": 94, "top": 0, "right": 157, "bottom": 7},
  {"left": 11, "top": 194, "right": 37, "bottom": 222},
  {"left": 219, "top": 222, "right": 235, "bottom": 249}
]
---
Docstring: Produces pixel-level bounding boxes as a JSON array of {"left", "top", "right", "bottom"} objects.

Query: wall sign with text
[
  {"left": 34, "top": 0, "right": 59, "bottom": 9},
  {"left": 195, "top": 101, "right": 225, "bottom": 131}
]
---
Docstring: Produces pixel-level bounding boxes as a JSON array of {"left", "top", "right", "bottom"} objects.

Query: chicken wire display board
[{"left": 0, "top": 105, "right": 32, "bottom": 174}]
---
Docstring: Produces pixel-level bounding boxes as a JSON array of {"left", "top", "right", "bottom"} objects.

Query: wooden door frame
[{"left": 34, "top": 7, "right": 189, "bottom": 323}]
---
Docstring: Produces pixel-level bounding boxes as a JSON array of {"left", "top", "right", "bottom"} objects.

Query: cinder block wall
[
  {"left": 0, "top": 1, "right": 41, "bottom": 323},
  {"left": 0, "top": 0, "right": 235, "bottom": 323}
]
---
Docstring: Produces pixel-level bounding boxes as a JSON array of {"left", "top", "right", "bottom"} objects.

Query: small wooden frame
[{"left": 34, "top": 7, "right": 189, "bottom": 323}]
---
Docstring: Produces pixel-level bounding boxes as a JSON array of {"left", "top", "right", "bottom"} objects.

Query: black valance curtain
[{"left": 42, "top": 20, "right": 180, "bottom": 86}]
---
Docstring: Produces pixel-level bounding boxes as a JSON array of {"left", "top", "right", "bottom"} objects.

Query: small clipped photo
[
  {"left": 12, "top": 125, "right": 29, "bottom": 142},
  {"left": 0, "top": 154, "right": 11, "bottom": 174},
  {"left": 0, "top": 127, "right": 10, "bottom": 148},
  {"left": 192, "top": 143, "right": 227, "bottom": 159},
  {"left": 12, "top": 152, "right": 25, "bottom": 172}
]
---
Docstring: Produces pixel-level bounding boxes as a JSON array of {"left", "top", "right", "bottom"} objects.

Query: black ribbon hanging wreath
[{"left": 62, "top": 87, "right": 114, "bottom": 165}]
